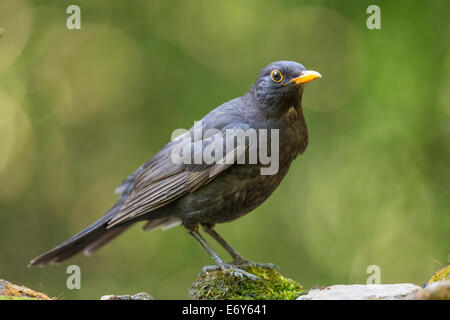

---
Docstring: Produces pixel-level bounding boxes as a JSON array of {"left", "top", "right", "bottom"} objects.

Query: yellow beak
[{"left": 290, "top": 70, "right": 322, "bottom": 85}]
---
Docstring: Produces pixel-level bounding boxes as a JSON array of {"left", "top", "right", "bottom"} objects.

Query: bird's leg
[
  {"left": 201, "top": 223, "right": 247, "bottom": 265},
  {"left": 201, "top": 223, "right": 281, "bottom": 272},
  {"left": 186, "top": 226, "right": 262, "bottom": 281}
]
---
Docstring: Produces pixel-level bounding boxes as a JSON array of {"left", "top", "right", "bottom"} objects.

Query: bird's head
[{"left": 250, "top": 61, "right": 321, "bottom": 114}]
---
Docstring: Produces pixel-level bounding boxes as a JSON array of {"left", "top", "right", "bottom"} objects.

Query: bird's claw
[{"left": 199, "top": 264, "right": 263, "bottom": 282}]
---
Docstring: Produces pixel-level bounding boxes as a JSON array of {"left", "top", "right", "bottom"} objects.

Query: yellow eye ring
[{"left": 270, "top": 70, "right": 283, "bottom": 83}]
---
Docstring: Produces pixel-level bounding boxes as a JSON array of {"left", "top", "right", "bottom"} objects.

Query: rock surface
[
  {"left": 413, "top": 280, "right": 450, "bottom": 300},
  {"left": 0, "top": 279, "right": 52, "bottom": 300},
  {"left": 297, "top": 283, "right": 421, "bottom": 300},
  {"left": 100, "top": 292, "right": 154, "bottom": 300},
  {"left": 2, "top": 264, "right": 448, "bottom": 300}
]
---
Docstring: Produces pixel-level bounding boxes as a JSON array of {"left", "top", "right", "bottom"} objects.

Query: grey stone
[
  {"left": 100, "top": 292, "right": 154, "bottom": 300},
  {"left": 297, "top": 283, "right": 422, "bottom": 300}
]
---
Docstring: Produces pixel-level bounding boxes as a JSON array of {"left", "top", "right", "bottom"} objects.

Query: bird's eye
[{"left": 270, "top": 70, "right": 283, "bottom": 83}]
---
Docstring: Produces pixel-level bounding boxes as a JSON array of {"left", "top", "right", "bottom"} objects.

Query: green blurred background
[{"left": 0, "top": 0, "right": 449, "bottom": 299}]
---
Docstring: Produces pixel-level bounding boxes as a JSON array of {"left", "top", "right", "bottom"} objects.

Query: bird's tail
[{"left": 29, "top": 203, "right": 131, "bottom": 267}]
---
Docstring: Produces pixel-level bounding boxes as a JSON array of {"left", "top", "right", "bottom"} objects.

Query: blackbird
[{"left": 30, "top": 61, "right": 321, "bottom": 280}]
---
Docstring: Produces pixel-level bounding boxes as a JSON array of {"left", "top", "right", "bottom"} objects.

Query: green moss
[
  {"left": 189, "top": 265, "right": 305, "bottom": 300},
  {"left": 428, "top": 265, "right": 450, "bottom": 285}
]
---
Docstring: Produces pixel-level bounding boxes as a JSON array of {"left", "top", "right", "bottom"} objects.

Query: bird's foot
[
  {"left": 231, "top": 258, "right": 281, "bottom": 272},
  {"left": 200, "top": 263, "right": 263, "bottom": 282}
]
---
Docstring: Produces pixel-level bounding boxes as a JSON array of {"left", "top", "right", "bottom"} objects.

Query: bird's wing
[{"left": 107, "top": 123, "right": 250, "bottom": 227}]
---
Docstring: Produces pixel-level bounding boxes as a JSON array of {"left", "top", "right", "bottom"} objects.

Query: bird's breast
[{"left": 279, "top": 106, "right": 308, "bottom": 159}]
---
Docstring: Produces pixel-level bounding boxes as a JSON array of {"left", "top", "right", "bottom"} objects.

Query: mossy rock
[
  {"left": 189, "top": 265, "right": 305, "bottom": 300},
  {"left": 0, "top": 279, "right": 52, "bottom": 300},
  {"left": 428, "top": 265, "right": 450, "bottom": 285},
  {"left": 0, "top": 295, "right": 44, "bottom": 300},
  {"left": 415, "top": 280, "right": 450, "bottom": 300}
]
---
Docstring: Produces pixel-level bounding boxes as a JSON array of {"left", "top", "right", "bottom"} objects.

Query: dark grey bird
[{"left": 30, "top": 61, "right": 321, "bottom": 279}]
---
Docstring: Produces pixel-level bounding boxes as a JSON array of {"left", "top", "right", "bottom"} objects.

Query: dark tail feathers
[{"left": 29, "top": 203, "right": 131, "bottom": 267}]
